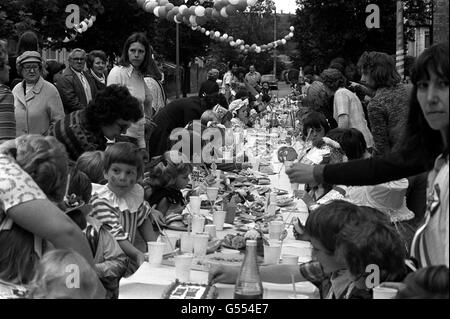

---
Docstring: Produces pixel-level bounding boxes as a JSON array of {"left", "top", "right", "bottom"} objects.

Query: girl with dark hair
[
  {"left": 107, "top": 33, "right": 154, "bottom": 153},
  {"left": 321, "top": 68, "right": 374, "bottom": 149},
  {"left": 287, "top": 42, "right": 449, "bottom": 268}
]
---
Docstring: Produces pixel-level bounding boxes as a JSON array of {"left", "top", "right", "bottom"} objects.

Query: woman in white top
[
  {"left": 321, "top": 68, "right": 374, "bottom": 150},
  {"left": 107, "top": 33, "right": 153, "bottom": 156}
]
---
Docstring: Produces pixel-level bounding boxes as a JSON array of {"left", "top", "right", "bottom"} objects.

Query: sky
[{"left": 273, "top": 0, "right": 298, "bottom": 14}]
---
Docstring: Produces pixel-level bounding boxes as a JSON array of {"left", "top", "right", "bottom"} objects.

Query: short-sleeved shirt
[
  {"left": 0, "top": 154, "right": 46, "bottom": 229},
  {"left": 89, "top": 183, "right": 151, "bottom": 244},
  {"left": 333, "top": 88, "right": 374, "bottom": 149}
]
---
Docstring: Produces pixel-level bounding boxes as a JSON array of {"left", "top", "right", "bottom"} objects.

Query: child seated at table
[
  {"left": 229, "top": 98, "right": 249, "bottom": 129},
  {"left": 28, "top": 249, "right": 99, "bottom": 299},
  {"left": 145, "top": 151, "right": 192, "bottom": 220},
  {"left": 89, "top": 142, "right": 157, "bottom": 275},
  {"left": 65, "top": 170, "right": 128, "bottom": 299},
  {"left": 209, "top": 200, "right": 408, "bottom": 299},
  {"left": 73, "top": 150, "right": 107, "bottom": 184},
  {"left": 336, "top": 206, "right": 413, "bottom": 297}
]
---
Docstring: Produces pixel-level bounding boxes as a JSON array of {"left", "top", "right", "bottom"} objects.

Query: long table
[{"left": 119, "top": 130, "right": 319, "bottom": 299}]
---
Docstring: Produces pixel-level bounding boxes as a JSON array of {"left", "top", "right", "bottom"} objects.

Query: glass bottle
[{"left": 234, "top": 240, "right": 264, "bottom": 299}]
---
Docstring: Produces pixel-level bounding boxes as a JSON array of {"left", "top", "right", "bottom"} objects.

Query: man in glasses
[{"left": 55, "top": 48, "right": 98, "bottom": 114}]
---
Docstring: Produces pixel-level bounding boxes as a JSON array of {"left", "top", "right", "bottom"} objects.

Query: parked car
[{"left": 261, "top": 74, "right": 278, "bottom": 90}]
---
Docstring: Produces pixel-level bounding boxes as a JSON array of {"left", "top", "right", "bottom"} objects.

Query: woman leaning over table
[
  {"left": 107, "top": 33, "right": 153, "bottom": 159},
  {"left": 12, "top": 51, "right": 64, "bottom": 136},
  {"left": 287, "top": 42, "right": 449, "bottom": 268},
  {"left": 0, "top": 40, "right": 15, "bottom": 143}
]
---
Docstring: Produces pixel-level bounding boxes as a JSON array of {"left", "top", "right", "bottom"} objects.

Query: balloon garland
[
  {"left": 137, "top": 0, "right": 295, "bottom": 54},
  {"left": 63, "top": 15, "right": 97, "bottom": 43},
  {"left": 193, "top": 25, "right": 295, "bottom": 54}
]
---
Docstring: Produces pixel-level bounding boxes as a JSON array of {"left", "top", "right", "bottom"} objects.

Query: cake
[{"left": 162, "top": 280, "right": 218, "bottom": 299}]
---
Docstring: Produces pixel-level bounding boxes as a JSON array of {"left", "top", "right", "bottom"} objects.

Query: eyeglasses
[
  {"left": 71, "top": 58, "right": 86, "bottom": 62},
  {"left": 23, "top": 64, "right": 40, "bottom": 71}
]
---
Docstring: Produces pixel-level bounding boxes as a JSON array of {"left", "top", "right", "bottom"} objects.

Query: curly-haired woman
[{"left": 47, "top": 84, "right": 143, "bottom": 163}]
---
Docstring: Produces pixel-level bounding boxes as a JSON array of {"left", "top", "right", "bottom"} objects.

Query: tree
[{"left": 291, "top": 0, "right": 400, "bottom": 72}]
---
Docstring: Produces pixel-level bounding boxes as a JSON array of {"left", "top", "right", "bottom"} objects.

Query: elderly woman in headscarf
[{"left": 229, "top": 98, "right": 249, "bottom": 129}]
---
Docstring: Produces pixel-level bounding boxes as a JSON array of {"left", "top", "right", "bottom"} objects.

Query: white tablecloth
[{"left": 119, "top": 135, "right": 317, "bottom": 299}]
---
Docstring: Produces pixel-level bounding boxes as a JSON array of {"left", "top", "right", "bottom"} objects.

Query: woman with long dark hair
[
  {"left": 107, "top": 33, "right": 154, "bottom": 156},
  {"left": 287, "top": 42, "right": 449, "bottom": 267}
]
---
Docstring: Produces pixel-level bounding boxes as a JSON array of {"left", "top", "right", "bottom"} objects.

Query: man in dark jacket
[{"left": 55, "top": 48, "right": 97, "bottom": 114}]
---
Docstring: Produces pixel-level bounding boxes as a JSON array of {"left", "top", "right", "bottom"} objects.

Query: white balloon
[
  {"left": 229, "top": 0, "right": 240, "bottom": 5},
  {"left": 174, "top": 15, "right": 182, "bottom": 24},
  {"left": 87, "top": 18, "right": 94, "bottom": 27},
  {"left": 230, "top": 41, "right": 236, "bottom": 46},
  {"left": 189, "top": 15, "right": 197, "bottom": 24},
  {"left": 154, "top": 6, "right": 160, "bottom": 17},
  {"left": 256, "top": 47, "right": 261, "bottom": 53},
  {"left": 195, "top": 6, "right": 206, "bottom": 17},
  {"left": 205, "top": 31, "right": 210, "bottom": 36},
  {"left": 179, "top": 4, "right": 188, "bottom": 15},
  {"left": 240, "top": 45, "right": 245, "bottom": 51},
  {"left": 290, "top": 26, "right": 295, "bottom": 32},
  {"left": 281, "top": 39, "right": 287, "bottom": 44},
  {"left": 80, "top": 21, "right": 88, "bottom": 32},
  {"left": 220, "top": 7, "right": 228, "bottom": 18},
  {"left": 215, "top": 31, "right": 221, "bottom": 38},
  {"left": 247, "top": 0, "right": 258, "bottom": 6},
  {"left": 289, "top": 32, "right": 294, "bottom": 37},
  {"left": 222, "top": 33, "right": 228, "bottom": 39}
]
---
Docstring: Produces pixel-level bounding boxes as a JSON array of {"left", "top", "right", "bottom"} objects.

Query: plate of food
[{"left": 276, "top": 196, "right": 295, "bottom": 207}]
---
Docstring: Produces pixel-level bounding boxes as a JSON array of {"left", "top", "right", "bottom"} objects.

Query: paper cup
[
  {"left": 193, "top": 233, "right": 210, "bottom": 257},
  {"left": 281, "top": 254, "right": 299, "bottom": 265},
  {"left": 191, "top": 215, "right": 205, "bottom": 234},
  {"left": 213, "top": 210, "right": 227, "bottom": 231},
  {"left": 206, "top": 187, "right": 219, "bottom": 202},
  {"left": 204, "top": 224, "right": 217, "bottom": 238},
  {"left": 223, "top": 150, "right": 233, "bottom": 161},
  {"left": 147, "top": 242, "right": 166, "bottom": 265},
  {"left": 189, "top": 196, "right": 201, "bottom": 214},
  {"left": 269, "top": 221, "right": 285, "bottom": 240},
  {"left": 161, "top": 234, "right": 179, "bottom": 254},
  {"left": 373, "top": 286, "right": 398, "bottom": 299},
  {"left": 174, "top": 254, "right": 194, "bottom": 283},
  {"left": 180, "top": 233, "right": 194, "bottom": 253},
  {"left": 264, "top": 243, "right": 282, "bottom": 265}
]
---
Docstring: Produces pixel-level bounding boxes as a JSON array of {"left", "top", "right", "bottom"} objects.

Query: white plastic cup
[
  {"left": 251, "top": 158, "right": 261, "bottom": 171},
  {"left": 373, "top": 286, "right": 398, "bottom": 299},
  {"left": 281, "top": 254, "right": 299, "bottom": 265},
  {"left": 223, "top": 150, "right": 233, "bottom": 161},
  {"left": 269, "top": 221, "right": 285, "bottom": 240},
  {"left": 206, "top": 187, "right": 219, "bottom": 202},
  {"left": 193, "top": 233, "right": 210, "bottom": 257},
  {"left": 180, "top": 233, "right": 194, "bottom": 253},
  {"left": 288, "top": 294, "right": 310, "bottom": 299},
  {"left": 204, "top": 224, "right": 217, "bottom": 238},
  {"left": 147, "top": 242, "right": 166, "bottom": 265},
  {"left": 161, "top": 234, "right": 179, "bottom": 254},
  {"left": 174, "top": 254, "right": 194, "bottom": 283},
  {"left": 264, "top": 242, "right": 282, "bottom": 265},
  {"left": 189, "top": 196, "right": 201, "bottom": 214},
  {"left": 191, "top": 216, "right": 206, "bottom": 234},
  {"left": 213, "top": 210, "right": 227, "bottom": 231}
]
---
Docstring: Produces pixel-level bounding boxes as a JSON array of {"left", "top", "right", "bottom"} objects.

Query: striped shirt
[
  {"left": 47, "top": 109, "right": 107, "bottom": 162},
  {"left": 0, "top": 84, "right": 15, "bottom": 142},
  {"left": 89, "top": 184, "right": 151, "bottom": 243}
]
